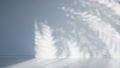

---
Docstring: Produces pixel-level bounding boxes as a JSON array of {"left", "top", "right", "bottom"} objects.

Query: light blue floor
[{"left": 1, "top": 58, "right": 120, "bottom": 68}]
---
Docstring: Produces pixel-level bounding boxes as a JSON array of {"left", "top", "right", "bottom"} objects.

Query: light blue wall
[{"left": 0, "top": 0, "right": 66, "bottom": 57}]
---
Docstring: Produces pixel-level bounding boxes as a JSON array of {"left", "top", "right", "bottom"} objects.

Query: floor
[{"left": 0, "top": 58, "right": 120, "bottom": 68}]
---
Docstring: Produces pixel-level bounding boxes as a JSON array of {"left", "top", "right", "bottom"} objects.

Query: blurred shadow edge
[{"left": 0, "top": 55, "right": 34, "bottom": 68}]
